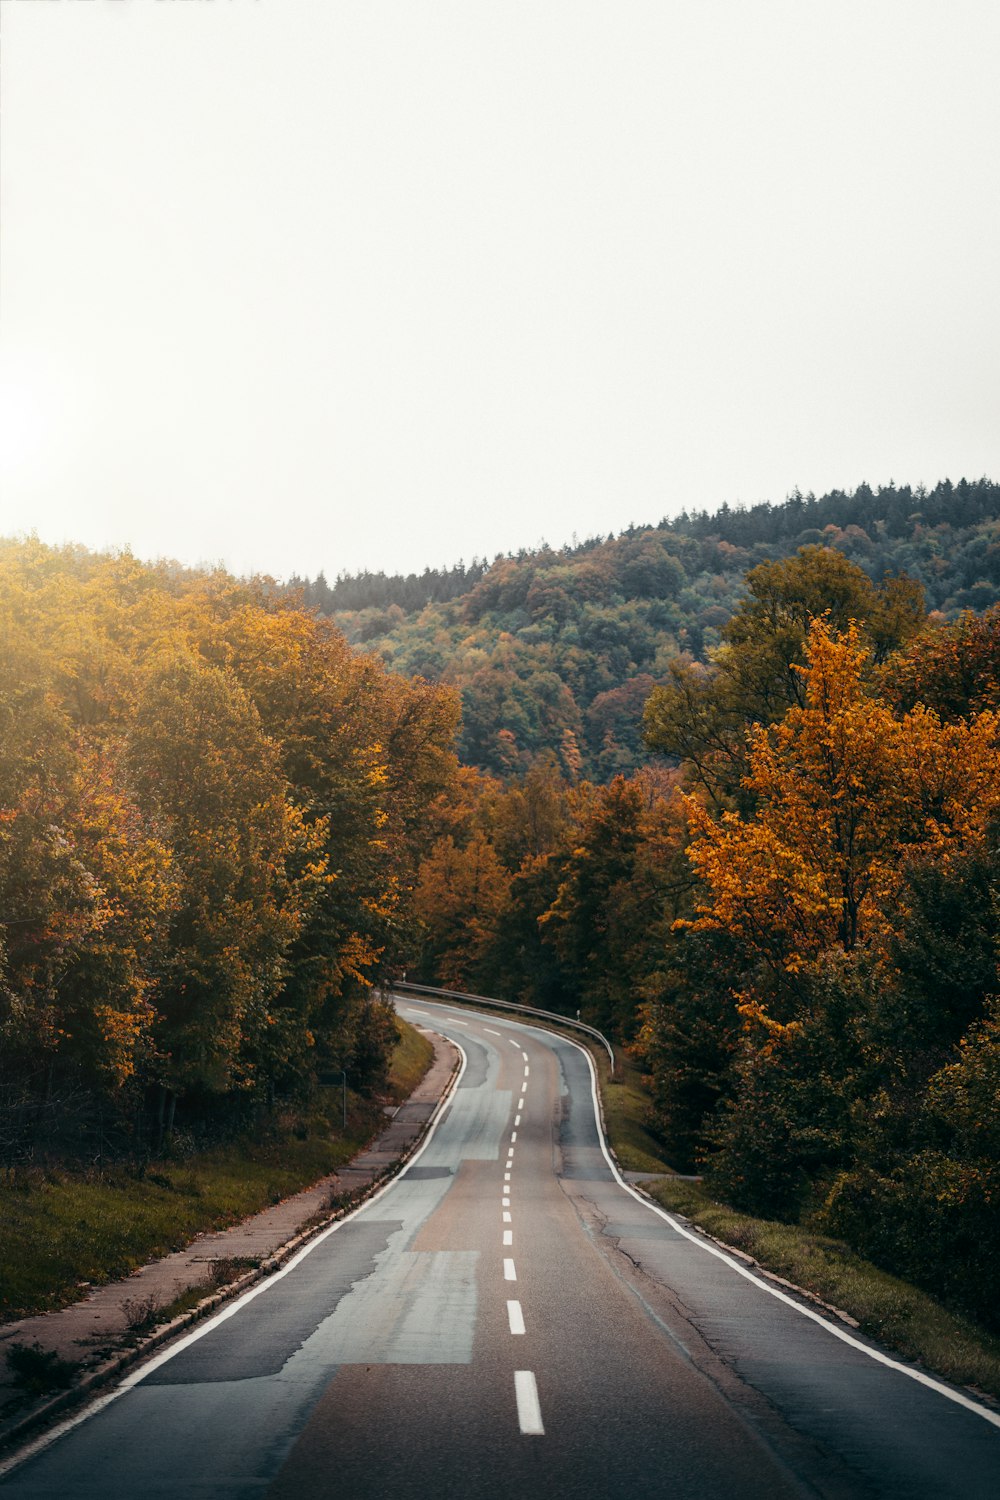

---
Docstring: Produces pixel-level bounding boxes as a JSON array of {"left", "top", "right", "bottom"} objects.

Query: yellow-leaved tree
[{"left": 682, "top": 618, "right": 1000, "bottom": 1028}]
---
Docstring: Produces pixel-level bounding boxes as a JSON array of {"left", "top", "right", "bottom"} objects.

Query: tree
[
  {"left": 644, "top": 548, "right": 925, "bottom": 808},
  {"left": 412, "top": 835, "right": 511, "bottom": 990},
  {"left": 682, "top": 619, "right": 1000, "bottom": 1026}
]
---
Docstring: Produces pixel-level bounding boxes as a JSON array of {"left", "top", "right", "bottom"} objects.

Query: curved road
[{"left": 2, "top": 999, "right": 997, "bottom": 1497}]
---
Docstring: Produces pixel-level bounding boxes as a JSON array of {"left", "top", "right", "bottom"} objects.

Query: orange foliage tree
[{"left": 682, "top": 619, "right": 1000, "bottom": 1027}]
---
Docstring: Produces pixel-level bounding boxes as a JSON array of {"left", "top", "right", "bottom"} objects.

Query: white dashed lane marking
[
  {"left": 507, "top": 1301, "right": 526, "bottom": 1336},
  {"left": 503, "top": 1229, "right": 513, "bottom": 1246},
  {"left": 504, "top": 1259, "right": 517, "bottom": 1281},
  {"left": 515, "top": 1371, "right": 544, "bottom": 1435}
]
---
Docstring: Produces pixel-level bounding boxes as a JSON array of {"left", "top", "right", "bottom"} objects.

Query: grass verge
[
  {"left": 592, "top": 1049, "right": 674, "bottom": 1173},
  {"left": 0, "top": 1018, "right": 435, "bottom": 1323},
  {"left": 387, "top": 1017, "right": 435, "bottom": 1101}
]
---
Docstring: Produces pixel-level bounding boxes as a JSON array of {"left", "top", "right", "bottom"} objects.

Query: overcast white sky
[{"left": 2, "top": 1, "right": 999, "bottom": 582}]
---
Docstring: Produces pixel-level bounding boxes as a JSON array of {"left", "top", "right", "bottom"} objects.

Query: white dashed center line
[
  {"left": 521, "top": 1051, "right": 529, "bottom": 1061},
  {"left": 508, "top": 1040, "right": 521, "bottom": 1049},
  {"left": 503, "top": 1210, "right": 512, "bottom": 1223},
  {"left": 502, "top": 1196, "right": 510, "bottom": 1206},
  {"left": 507, "top": 1300, "right": 526, "bottom": 1336},
  {"left": 503, "top": 1229, "right": 513, "bottom": 1246},
  {"left": 504, "top": 1258, "right": 517, "bottom": 1281},
  {"left": 515, "top": 1114, "right": 521, "bottom": 1127},
  {"left": 510, "top": 1131, "right": 517, "bottom": 1143},
  {"left": 485, "top": 1028, "right": 501, "bottom": 1036},
  {"left": 504, "top": 1171, "right": 511, "bottom": 1182},
  {"left": 515, "top": 1371, "right": 544, "bottom": 1435}
]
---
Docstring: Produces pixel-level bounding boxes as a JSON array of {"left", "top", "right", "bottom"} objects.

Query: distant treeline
[
  {"left": 287, "top": 476, "right": 1000, "bottom": 619},
  {"left": 670, "top": 475, "right": 1000, "bottom": 547},
  {"left": 286, "top": 559, "right": 489, "bottom": 618}
]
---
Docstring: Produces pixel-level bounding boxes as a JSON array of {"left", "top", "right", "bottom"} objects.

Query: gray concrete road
[{"left": 2, "top": 1000, "right": 997, "bottom": 1498}]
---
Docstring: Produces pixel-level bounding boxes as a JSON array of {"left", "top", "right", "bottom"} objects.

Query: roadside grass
[
  {"left": 644, "top": 1177, "right": 1000, "bottom": 1404},
  {"left": 386, "top": 1018, "right": 434, "bottom": 1102},
  {"left": 593, "top": 1050, "right": 674, "bottom": 1174},
  {"left": 0, "top": 1018, "right": 434, "bottom": 1322}
]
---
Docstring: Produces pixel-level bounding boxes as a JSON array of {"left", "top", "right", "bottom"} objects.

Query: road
[{"left": 2, "top": 999, "right": 997, "bottom": 1497}]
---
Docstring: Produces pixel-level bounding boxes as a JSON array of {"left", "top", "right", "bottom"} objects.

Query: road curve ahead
[{"left": 2, "top": 1000, "right": 997, "bottom": 1498}]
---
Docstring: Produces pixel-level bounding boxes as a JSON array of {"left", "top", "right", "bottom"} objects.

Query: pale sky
[{"left": 2, "top": 1, "right": 999, "bottom": 582}]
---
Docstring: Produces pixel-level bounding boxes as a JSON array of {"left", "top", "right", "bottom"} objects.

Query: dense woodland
[
  {"left": 4, "top": 476, "right": 1000, "bottom": 1336},
  {"left": 0, "top": 540, "right": 458, "bottom": 1165}
]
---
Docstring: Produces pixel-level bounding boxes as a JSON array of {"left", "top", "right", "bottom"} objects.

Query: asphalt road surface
[{"left": 3, "top": 999, "right": 998, "bottom": 1498}]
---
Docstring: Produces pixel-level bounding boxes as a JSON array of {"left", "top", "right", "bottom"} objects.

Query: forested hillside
[
  {"left": 0, "top": 540, "right": 458, "bottom": 1166},
  {"left": 295, "top": 477, "right": 1000, "bottom": 780}
]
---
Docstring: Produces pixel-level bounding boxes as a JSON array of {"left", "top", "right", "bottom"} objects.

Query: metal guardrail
[{"left": 390, "top": 979, "right": 615, "bottom": 1075}]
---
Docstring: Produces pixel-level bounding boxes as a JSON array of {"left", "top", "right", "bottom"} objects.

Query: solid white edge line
[
  {"left": 514, "top": 1370, "right": 544, "bottom": 1434},
  {"left": 0, "top": 1030, "right": 471, "bottom": 1478},
  {"left": 507, "top": 1300, "right": 526, "bottom": 1335},
  {"left": 406, "top": 997, "right": 1000, "bottom": 1434}
]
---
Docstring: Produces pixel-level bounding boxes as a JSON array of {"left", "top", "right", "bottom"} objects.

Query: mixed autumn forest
[{"left": 3, "top": 476, "right": 1000, "bottom": 1333}]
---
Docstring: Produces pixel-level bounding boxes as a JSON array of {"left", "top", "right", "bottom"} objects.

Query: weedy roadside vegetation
[{"left": 4, "top": 1343, "right": 81, "bottom": 1398}]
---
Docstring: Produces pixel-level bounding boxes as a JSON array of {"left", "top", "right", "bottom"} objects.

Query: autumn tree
[
  {"left": 643, "top": 547, "right": 925, "bottom": 807},
  {"left": 680, "top": 619, "right": 1000, "bottom": 1026},
  {"left": 412, "top": 835, "right": 511, "bottom": 991}
]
